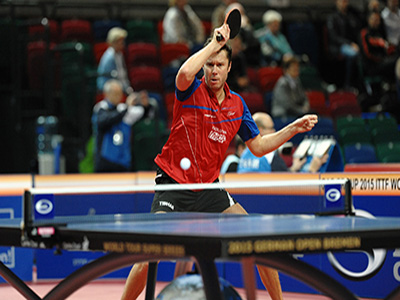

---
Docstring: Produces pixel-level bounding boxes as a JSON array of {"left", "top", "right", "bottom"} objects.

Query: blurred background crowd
[{"left": 1, "top": 0, "right": 399, "bottom": 174}]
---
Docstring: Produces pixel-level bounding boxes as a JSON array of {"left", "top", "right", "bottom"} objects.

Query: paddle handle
[{"left": 216, "top": 33, "right": 223, "bottom": 42}]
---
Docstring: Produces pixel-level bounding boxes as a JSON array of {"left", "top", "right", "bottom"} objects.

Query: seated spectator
[
  {"left": 237, "top": 112, "right": 326, "bottom": 173},
  {"left": 162, "top": 0, "right": 205, "bottom": 49},
  {"left": 226, "top": 34, "right": 251, "bottom": 92},
  {"left": 271, "top": 56, "right": 311, "bottom": 119},
  {"left": 360, "top": 11, "right": 400, "bottom": 81},
  {"left": 326, "top": 0, "right": 363, "bottom": 88},
  {"left": 363, "top": 0, "right": 386, "bottom": 35},
  {"left": 381, "top": 0, "right": 400, "bottom": 47},
  {"left": 97, "top": 27, "right": 133, "bottom": 94},
  {"left": 254, "top": 10, "right": 294, "bottom": 65},
  {"left": 92, "top": 79, "right": 149, "bottom": 172},
  {"left": 220, "top": 135, "right": 246, "bottom": 174},
  {"left": 211, "top": 0, "right": 237, "bottom": 30}
]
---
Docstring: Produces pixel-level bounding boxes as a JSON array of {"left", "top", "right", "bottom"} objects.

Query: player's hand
[
  {"left": 294, "top": 114, "right": 318, "bottom": 133},
  {"left": 214, "top": 24, "right": 230, "bottom": 44}
]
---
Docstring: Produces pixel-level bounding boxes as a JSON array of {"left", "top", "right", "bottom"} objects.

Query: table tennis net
[{"left": 24, "top": 179, "right": 352, "bottom": 227}]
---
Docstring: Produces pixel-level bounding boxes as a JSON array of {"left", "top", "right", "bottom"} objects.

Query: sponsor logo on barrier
[
  {"left": 0, "top": 247, "right": 15, "bottom": 268},
  {"left": 34, "top": 194, "right": 54, "bottom": 220},
  {"left": 326, "top": 188, "right": 341, "bottom": 202},
  {"left": 324, "top": 184, "right": 343, "bottom": 208},
  {"left": 35, "top": 199, "right": 53, "bottom": 215},
  {"left": 328, "top": 209, "right": 387, "bottom": 280}
]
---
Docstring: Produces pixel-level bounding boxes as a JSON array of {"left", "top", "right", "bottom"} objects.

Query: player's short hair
[
  {"left": 204, "top": 37, "right": 232, "bottom": 62},
  {"left": 106, "top": 27, "right": 127, "bottom": 44},
  {"left": 263, "top": 10, "right": 282, "bottom": 25}
]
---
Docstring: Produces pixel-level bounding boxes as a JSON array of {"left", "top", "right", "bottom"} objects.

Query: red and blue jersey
[{"left": 155, "top": 77, "right": 259, "bottom": 184}]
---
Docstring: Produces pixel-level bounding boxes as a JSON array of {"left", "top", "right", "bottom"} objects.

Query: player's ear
[{"left": 228, "top": 61, "right": 232, "bottom": 72}]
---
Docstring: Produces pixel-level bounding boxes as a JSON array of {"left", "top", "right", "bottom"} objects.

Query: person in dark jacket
[
  {"left": 326, "top": 0, "right": 364, "bottom": 88},
  {"left": 92, "top": 79, "right": 146, "bottom": 172},
  {"left": 360, "top": 10, "right": 400, "bottom": 81}
]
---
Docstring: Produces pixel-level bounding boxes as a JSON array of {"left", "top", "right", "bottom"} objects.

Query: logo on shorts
[{"left": 159, "top": 201, "right": 174, "bottom": 210}]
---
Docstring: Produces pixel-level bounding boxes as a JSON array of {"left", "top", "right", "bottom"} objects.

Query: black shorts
[{"left": 150, "top": 167, "right": 237, "bottom": 213}]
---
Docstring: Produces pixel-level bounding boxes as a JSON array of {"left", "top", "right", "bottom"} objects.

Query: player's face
[{"left": 203, "top": 51, "right": 231, "bottom": 92}]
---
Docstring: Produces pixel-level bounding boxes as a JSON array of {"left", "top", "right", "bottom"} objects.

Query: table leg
[
  {"left": 255, "top": 255, "right": 358, "bottom": 300},
  {"left": 0, "top": 261, "right": 41, "bottom": 300},
  {"left": 145, "top": 262, "right": 158, "bottom": 300},
  {"left": 195, "top": 258, "right": 223, "bottom": 300}
]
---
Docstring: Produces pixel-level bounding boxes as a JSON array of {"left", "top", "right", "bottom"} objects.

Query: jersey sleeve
[
  {"left": 237, "top": 97, "right": 260, "bottom": 142},
  {"left": 176, "top": 77, "right": 202, "bottom": 102}
]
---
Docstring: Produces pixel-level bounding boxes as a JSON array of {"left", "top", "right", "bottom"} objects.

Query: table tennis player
[{"left": 121, "top": 22, "right": 318, "bottom": 300}]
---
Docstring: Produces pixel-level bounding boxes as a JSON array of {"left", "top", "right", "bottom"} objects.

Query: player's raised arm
[
  {"left": 175, "top": 24, "right": 230, "bottom": 91},
  {"left": 246, "top": 114, "right": 318, "bottom": 157}
]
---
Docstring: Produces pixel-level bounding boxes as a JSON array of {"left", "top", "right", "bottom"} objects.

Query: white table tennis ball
[{"left": 180, "top": 157, "right": 191, "bottom": 170}]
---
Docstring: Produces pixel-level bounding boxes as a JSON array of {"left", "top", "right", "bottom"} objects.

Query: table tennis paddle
[{"left": 216, "top": 8, "right": 241, "bottom": 42}]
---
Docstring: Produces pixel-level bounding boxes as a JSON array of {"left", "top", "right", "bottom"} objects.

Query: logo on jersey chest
[{"left": 208, "top": 126, "right": 227, "bottom": 144}]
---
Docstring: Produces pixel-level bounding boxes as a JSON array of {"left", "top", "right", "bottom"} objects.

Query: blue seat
[
  {"left": 344, "top": 144, "right": 378, "bottom": 164},
  {"left": 92, "top": 20, "right": 122, "bottom": 42},
  {"left": 306, "top": 117, "right": 338, "bottom": 140},
  {"left": 162, "top": 66, "right": 179, "bottom": 92}
]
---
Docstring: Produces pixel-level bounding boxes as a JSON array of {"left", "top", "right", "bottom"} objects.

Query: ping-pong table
[{"left": 1, "top": 212, "right": 400, "bottom": 300}]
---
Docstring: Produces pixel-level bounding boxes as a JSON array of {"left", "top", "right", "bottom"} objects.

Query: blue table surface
[{"left": 2, "top": 213, "right": 399, "bottom": 239}]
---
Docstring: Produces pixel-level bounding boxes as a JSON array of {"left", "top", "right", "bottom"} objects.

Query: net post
[
  {"left": 22, "top": 189, "right": 33, "bottom": 234},
  {"left": 344, "top": 179, "right": 355, "bottom": 216}
]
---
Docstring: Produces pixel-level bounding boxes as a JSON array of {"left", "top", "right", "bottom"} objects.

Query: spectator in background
[
  {"left": 225, "top": 2, "right": 262, "bottom": 66},
  {"left": 162, "top": 0, "right": 205, "bottom": 49},
  {"left": 226, "top": 33, "right": 251, "bottom": 92},
  {"left": 97, "top": 27, "right": 133, "bottom": 94},
  {"left": 220, "top": 135, "right": 246, "bottom": 174},
  {"left": 381, "top": 0, "right": 400, "bottom": 47},
  {"left": 364, "top": 0, "right": 386, "bottom": 36},
  {"left": 211, "top": 0, "right": 237, "bottom": 30},
  {"left": 238, "top": 112, "right": 327, "bottom": 173},
  {"left": 326, "top": 0, "right": 363, "bottom": 89},
  {"left": 254, "top": 10, "right": 294, "bottom": 65},
  {"left": 360, "top": 11, "right": 400, "bottom": 82},
  {"left": 271, "top": 56, "right": 310, "bottom": 119},
  {"left": 92, "top": 79, "right": 148, "bottom": 172}
]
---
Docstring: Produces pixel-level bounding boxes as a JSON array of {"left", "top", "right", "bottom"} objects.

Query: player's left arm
[{"left": 246, "top": 114, "right": 318, "bottom": 157}]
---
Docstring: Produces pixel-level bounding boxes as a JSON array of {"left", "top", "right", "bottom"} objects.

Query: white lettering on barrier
[
  {"left": 393, "top": 249, "right": 400, "bottom": 282},
  {"left": 394, "top": 262, "right": 400, "bottom": 282}
]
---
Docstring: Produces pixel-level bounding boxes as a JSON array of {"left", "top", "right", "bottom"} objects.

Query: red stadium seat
[
  {"left": 28, "top": 19, "right": 59, "bottom": 42},
  {"left": 328, "top": 90, "right": 358, "bottom": 108},
  {"left": 240, "top": 91, "right": 266, "bottom": 114},
  {"left": 160, "top": 43, "right": 190, "bottom": 66},
  {"left": 306, "top": 90, "right": 331, "bottom": 117},
  {"left": 129, "top": 66, "right": 163, "bottom": 93},
  {"left": 330, "top": 101, "right": 362, "bottom": 119},
  {"left": 127, "top": 42, "right": 159, "bottom": 67},
  {"left": 60, "top": 19, "right": 93, "bottom": 43},
  {"left": 246, "top": 67, "right": 260, "bottom": 90},
  {"left": 93, "top": 42, "right": 109, "bottom": 65},
  {"left": 26, "top": 41, "right": 59, "bottom": 90},
  {"left": 258, "top": 66, "right": 283, "bottom": 92}
]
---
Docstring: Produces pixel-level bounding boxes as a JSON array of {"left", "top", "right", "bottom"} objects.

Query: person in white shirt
[
  {"left": 162, "top": 0, "right": 205, "bottom": 49},
  {"left": 381, "top": 0, "right": 400, "bottom": 46}
]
